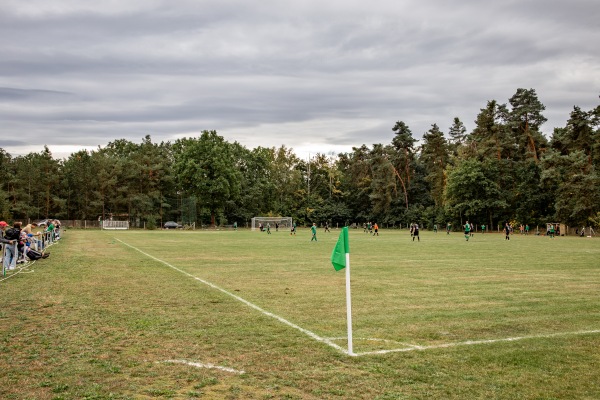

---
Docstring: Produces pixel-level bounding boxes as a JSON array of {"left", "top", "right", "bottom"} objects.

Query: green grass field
[{"left": 1, "top": 228, "right": 600, "bottom": 399}]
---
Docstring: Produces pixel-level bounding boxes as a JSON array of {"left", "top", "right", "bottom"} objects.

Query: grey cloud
[
  {"left": 0, "top": 140, "right": 28, "bottom": 147},
  {"left": 0, "top": 0, "right": 598, "bottom": 157},
  {"left": 0, "top": 87, "right": 73, "bottom": 101},
  {"left": 327, "top": 123, "right": 393, "bottom": 147}
]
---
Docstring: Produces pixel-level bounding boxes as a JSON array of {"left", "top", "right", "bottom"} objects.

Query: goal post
[
  {"left": 251, "top": 217, "right": 293, "bottom": 231},
  {"left": 102, "top": 220, "right": 130, "bottom": 230}
]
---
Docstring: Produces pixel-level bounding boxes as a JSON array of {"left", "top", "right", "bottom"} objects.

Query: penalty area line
[{"left": 114, "top": 238, "right": 349, "bottom": 356}]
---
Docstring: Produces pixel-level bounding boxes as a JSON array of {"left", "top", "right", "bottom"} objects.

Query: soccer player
[
  {"left": 433, "top": 224, "right": 438, "bottom": 233},
  {"left": 412, "top": 224, "right": 419, "bottom": 241},
  {"left": 525, "top": 224, "right": 529, "bottom": 235},
  {"left": 446, "top": 222, "right": 451, "bottom": 235},
  {"left": 311, "top": 223, "right": 317, "bottom": 241},
  {"left": 373, "top": 222, "right": 379, "bottom": 236},
  {"left": 266, "top": 223, "right": 271, "bottom": 234},
  {"left": 464, "top": 221, "right": 471, "bottom": 241},
  {"left": 481, "top": 224, "right": 486, "bottom": 234},
  {"left": 504, "top": 223, "right": 511, "bottom": 240},
  {"left": 549, "top": 224, "right": 555, "bottom": 239},
  {"left": 324, "top": 221, "right": 331, "bottom": 233},
  {"left": 290, "top": 222, "right": 296, "bottom": 235}
]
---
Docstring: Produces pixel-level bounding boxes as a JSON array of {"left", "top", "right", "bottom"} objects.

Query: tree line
[{"left": 1, "top": 88, "right": 598, "bottom": 230}]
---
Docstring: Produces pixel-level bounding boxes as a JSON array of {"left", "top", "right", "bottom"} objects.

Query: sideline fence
[
  {"left": 2, "top": 227, "right": 60, "bottom": 278},
  {"left": 29, "top": 220, "right": 188, "bottom": 229}
]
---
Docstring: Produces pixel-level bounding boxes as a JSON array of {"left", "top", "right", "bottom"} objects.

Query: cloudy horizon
[{"left": 1, "top": 0, "right": 599, "bottom": 160}]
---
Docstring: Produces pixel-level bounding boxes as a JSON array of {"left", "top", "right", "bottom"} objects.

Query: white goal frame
[
  {"left": 102, "top": 220, "right": 130, "bottom": 230},
  {"left": 251, "top": 217, "right": 293, "bottom": 231}
]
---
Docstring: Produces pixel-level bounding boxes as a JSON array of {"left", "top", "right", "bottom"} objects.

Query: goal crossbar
[
  {"left": 102, "top": 220, "right": 130, "bottom": 230},
  {"left": 251, "top": 217, "right": 292, "bottom": 231}
]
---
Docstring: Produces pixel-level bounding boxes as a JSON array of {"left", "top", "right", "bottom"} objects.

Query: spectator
[
  {"left": 22, "top": 222, "right": 39, "bottom": 236},
  {"left": 53, "top": 219, "right": 62, "bottom": 240},
  {"left": 1, "top": 221, "right": 16, "bottom": 263},
  {"left": 3, "top": 222, "right": 22, "bottom": 270}
]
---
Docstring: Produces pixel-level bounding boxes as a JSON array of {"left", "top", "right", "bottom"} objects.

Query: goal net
[
  {"left": 102, "top": 220, "right": 130, "bottom": 230},
  {"left": 251, "top": 217, "right": 293, "bottom": 231}
]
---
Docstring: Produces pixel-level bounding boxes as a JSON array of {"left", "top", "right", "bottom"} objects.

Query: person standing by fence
[
  {"left": 1, "top": 221, "right": 16, "bottom": 271},
  {"left": 3, "top": 222, "right": 22, "bottom": 271},
  {"left": 53, "top": 220, "right": 62, "bottom": 240}
]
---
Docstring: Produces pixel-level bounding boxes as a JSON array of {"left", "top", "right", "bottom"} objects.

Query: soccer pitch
[{"left": 2, "top": 228, "right": 600, "bottom": 399}]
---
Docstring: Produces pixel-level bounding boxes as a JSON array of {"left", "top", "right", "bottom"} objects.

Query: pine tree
[
  {"left": 420, "top": 124, "right": 450, "bottom": 207},
  {"left": 508, "top": 88, "right": 548, "bottom": 162},
  {"left": 470, "top": 100, "right": 512, "bottom": 161},
  {"left": 448, "top": 117, "right": 467, "bottom": 149}
]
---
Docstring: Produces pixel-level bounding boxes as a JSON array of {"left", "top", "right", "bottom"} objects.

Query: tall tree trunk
[
  {"left": 495, "top": 136, "right": 501, "bottom": 160},
  {"left": 390, "top": 164, "right": 409, "bottom": 210},
  {"left": 405, "top": 148, "right": 411, "bottom": 185},
  {"left": 525, "top": 117, "right": 539, "bottom": 163}
]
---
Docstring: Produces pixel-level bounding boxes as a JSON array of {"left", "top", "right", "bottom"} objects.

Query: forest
[{"left": 0, "top": 88, "right": 599, "bottom": 230}]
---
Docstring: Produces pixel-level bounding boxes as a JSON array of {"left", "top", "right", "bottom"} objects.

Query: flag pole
[
  {"left": 345, "top": 252, "right": 354, "bottom": 355},
  {"left": 331, "top": 227, "right": 354, "bottom": 356}
]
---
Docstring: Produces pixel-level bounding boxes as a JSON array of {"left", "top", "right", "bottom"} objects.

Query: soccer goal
[
  {"left": 251, "top": 217, "right": 293, "bottom": 231},
  {"left": 102, "top": 220, "right": 130, "bottom": 230}
]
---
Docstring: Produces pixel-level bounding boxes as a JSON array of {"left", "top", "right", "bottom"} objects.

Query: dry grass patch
[{"left": 0, "top": 229, "right": 599, "bottom": 399}]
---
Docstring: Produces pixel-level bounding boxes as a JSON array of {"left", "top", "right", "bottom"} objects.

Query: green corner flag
[
  {"left": 331, "top": 226, "right": 349, "bottom": 271},
  {"left": 330, "top": 226, "right": 354, "bottom": 355}
]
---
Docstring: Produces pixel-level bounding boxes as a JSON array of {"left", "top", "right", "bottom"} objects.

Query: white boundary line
[
  {"left": 115, "top": 238, "right": 600, "bottom": 357},
  {"left": 162, "top": 359, "right": 245, "bottom": 375},
  {"left": 114, "top": 238, "right": 348, "bottom": 355},
  {"left": 0, "top": 261, "right": 36, "bottom": 283},
  {"left": 354, "top": 329, "right": 600, "bottom": 356}
]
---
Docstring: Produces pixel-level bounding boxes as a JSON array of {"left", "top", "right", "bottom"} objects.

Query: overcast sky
[{"left": 1, "top": 0, "right": 599, "bottom": 160}]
